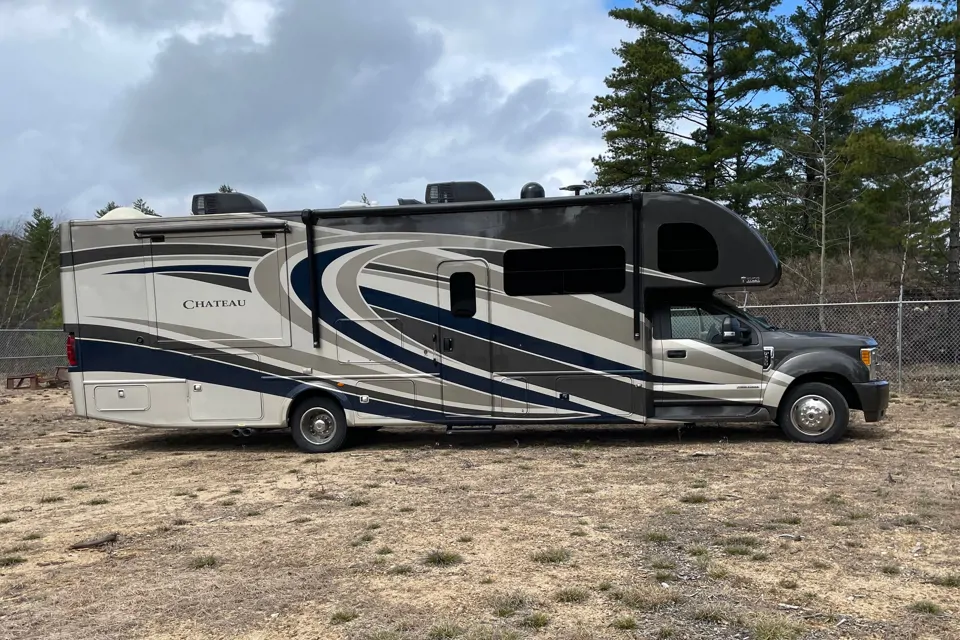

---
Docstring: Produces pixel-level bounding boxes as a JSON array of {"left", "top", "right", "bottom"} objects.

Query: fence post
[{"left": 896, "top": 298, "right": 903, "bottom": 394}]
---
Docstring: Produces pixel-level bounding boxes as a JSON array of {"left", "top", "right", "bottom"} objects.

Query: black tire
[
  {"left": 777, "top": 382, "right": 850, "bottom": 444},
  {"left": 289, "top": 395, "right": 349, "bottom": 453}
]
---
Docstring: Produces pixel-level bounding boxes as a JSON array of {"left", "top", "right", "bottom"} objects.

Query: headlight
[{"left": 861, "top": 347, "right": 877, "bottom": 380}]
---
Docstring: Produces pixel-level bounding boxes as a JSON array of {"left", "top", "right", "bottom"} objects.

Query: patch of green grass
[
  {"left": 0, "top": 556, "right": 26, "bottom": 567},
  {"left": 881, "top": 564, "right": 900, "bottom": 575},
  {"left": 693, "top": 605, "right": 726, "bottom": 623},
  {"left": 845, "top": 509, "right": 871, "bottom": 520},
  {"left": 86, "top": 498, "right": 109, "bottom": 505},
  {"left": 778, "top": 578, "right": 799, "bottom": 590},
  {"left": 70, "top": 483, "right": 89, "bottom": 491},
  {"left": 189, "top": 555, "right": 218, "bottom": 569},
  {"left": 613, "top": 585, "right": 682, "bottom": 610},
  {"left": 492, "top": 591, "right": 533, "bottom": 617},
  {"left": 376, "top": 546, "right": 393, "bottom": 555},
  {"left": 611, "top": 616, "right": 637, "bottom": 630},
  {"left": 597, "top": 580, "right": 614, "bottom": 592},
  {"left": 687, "top": 545, "right": 709, "bottom": 557},
  {"left": 553, "top": 587, "right": 589, "bottom": 603},
  {"left": 519, "top": 612, "right": 549, "bottom": 629},
  {"left": 690, "top": 479, "right": 708, "bottom": 488},
  {"left": 707, "top": 565, "right": 730, "bottom": 579},
  {"left": 893, "top": 514, "right": 920, "bottom": 526},
  {"left": 653, "top": 570, "right": 676, "bottom": 582},
  {"left": 753, "top": 615, "right": 803, "bottom": 640},
  {"left": 679, "top": 493, "right": 709, "bottom": 504},
  {"left": 644, "top": 531, "right": 671, "bottom": 543},
  {"left": 931, "top": 574, "right": 960, "bottom": 587},
  {"left": 655, "top": 625, "right": 678, "bottom": 639},
  {"left": 772, "top": 515, "right": 802, "bottom": 525},
  {"left": 39, "top": 496, "right": 64, "bottom": 504},
  {"left": 751, "top": 552, "right": 770, "bottom": 561},
  {"left": 424, "top": 549, "right": 463, "bottom": 567},
  {"left": 330, "top": 608, "right": 359, "bottom": 624},
  {"left": 724, "top": 535, "right": 760, "bottom": 547},
  {"left": 531, "top": 547, "right": 571, "bottom": 564},
  {"left": 822, "top": 492, "right": 844, "bottom": 505},
  {"left": 347, "top": 497, "right": 370, "bottom": 507},
  {"left": 724, "top": 545, "right": 752, "bottom": 556},
  {"left": 426, "top": 622, "right": 464, "bottom": 639},
  {"left": 909, "top": 600, "right": 942, "bottom": 615},
  {"left": 650, "top": 557, "right": 676, "bottom": 570}
]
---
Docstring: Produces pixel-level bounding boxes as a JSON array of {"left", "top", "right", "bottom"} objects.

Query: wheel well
[
  {"left": 285, "top": 389, "right": 345, "bottom": 428},
  {"left": 785, "top": 372, "right": 860, "bottom": 411}
]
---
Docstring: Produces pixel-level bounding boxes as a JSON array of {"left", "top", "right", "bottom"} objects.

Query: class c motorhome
[{"left": 59, "top": 182, "right": 890, "bottom": 453}]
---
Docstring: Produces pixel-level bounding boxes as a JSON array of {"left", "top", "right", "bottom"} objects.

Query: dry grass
[{"left": 0, "top": 388, "right": 958, "bottom": 639}]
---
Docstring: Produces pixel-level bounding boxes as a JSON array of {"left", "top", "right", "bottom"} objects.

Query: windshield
[{"left": 712, "top": 295, "right": 779, "bottom": 331}]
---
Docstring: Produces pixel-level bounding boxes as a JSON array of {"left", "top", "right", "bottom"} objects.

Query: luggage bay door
[{"left": 145, "top": 225, "right": 292, "bottom": 350}]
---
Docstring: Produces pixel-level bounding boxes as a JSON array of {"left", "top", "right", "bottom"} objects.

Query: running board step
[{"left": 445, "top": 425, "right": 497, "bottom": 434}]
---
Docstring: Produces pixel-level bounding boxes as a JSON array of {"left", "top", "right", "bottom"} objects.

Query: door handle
[
  {"left": 667, "top": 349, "right": 686, "bottom": 359},
  {"left": 443, "top": 337, "right": 454, "bottom": 351}
]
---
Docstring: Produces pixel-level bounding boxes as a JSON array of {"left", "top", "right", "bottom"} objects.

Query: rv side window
[
  {"left": 658, "top": 223, "right": 718, "bottom": 274},
  {"left": 449, "top": 271, "right": 477, "bottom": 318},
  {"left": 502, "top": 245, "right": 626, "bottom": 296}
]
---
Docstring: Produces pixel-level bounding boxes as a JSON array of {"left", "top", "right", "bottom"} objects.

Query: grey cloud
[
  {"left": 114, "top": 0, "right": 601, "bottom": 205},
  {"left": 6, "top": 0, "right": 230, "bottom": 29}
]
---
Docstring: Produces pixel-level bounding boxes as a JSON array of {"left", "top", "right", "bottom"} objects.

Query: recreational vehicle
[{"left": 58, "top": 182, "right": 890, "bottom": 453}]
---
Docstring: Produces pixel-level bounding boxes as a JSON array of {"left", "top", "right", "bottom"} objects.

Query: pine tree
[
  {"left": 764, "top": 0, "right": 908, "bottom": 315},
  {"left": 219, "top": 184, "right": 235, "bottom": 193},
  {"left": 602, "top": 0, "right": 781, "bottom": 212},
  {"left": 96, "top": 201, "right": 118, "bottom": 218},
  {"left": 132, "top": 198, "right": 157, "bottom": 216},
  {"left": 589, "top": 32, "right": 689, "bottom": 193},
  {"left": 895, "top": 0, "right": 960, "bottom": 294}
]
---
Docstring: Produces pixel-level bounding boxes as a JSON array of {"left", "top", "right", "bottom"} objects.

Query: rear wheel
[
  {"left": 777, "top": 382, "right": 850, "bottom": 444},
  {"left": 290, "top": 396, "right": 348, "bottom": 453}
]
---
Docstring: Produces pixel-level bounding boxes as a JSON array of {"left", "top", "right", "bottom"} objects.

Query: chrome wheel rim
[
  {"left": 790, "top": 395, "right": 835, "bottom": 436},
  {"left": 300, "top": 407, "right": 337, "bottom": 446}
]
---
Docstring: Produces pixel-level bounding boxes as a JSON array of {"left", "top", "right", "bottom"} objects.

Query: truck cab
[{"left": 647, "top": 289, "right": 888, "bottom": 443}]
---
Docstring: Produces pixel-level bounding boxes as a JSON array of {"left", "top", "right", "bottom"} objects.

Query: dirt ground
[{"left": 0, "top": 389, "right": 957, "bottom": 640}]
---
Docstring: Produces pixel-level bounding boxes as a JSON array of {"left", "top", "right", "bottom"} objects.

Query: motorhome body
[{"left": 59, "top": 183, "right": 889, "bottom": 452}]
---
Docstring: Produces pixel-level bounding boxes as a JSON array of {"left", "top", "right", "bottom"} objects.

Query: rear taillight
[{"left": 66, "top": 333, "right": 77, "bottom": 367}]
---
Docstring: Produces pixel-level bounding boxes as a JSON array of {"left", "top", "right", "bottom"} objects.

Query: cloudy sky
[{"left": 0, "top": 0, "right": 637, "bottom": 222}]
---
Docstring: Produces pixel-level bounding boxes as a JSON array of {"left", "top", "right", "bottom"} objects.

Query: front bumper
[{"left": 853, "top": 380, "right": 890, "bottom": 422}]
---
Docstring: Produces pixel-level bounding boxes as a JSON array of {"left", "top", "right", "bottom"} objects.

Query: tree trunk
[
  {"left": 705, "top": 13, "right": 717, "bottom": 193},
  {"left": 950, "top": 10, "right": 960, "bottom": 295}
]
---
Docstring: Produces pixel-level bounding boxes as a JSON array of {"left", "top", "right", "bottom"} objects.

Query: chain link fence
[
  {"left": 0, "top": 329, "right": 68, "bottom": 380},
  {"left": 741, "top": 299, "right": 960, "bottom": 396},
  {"left": 2, "top": 300, "right": 959, "bottom": 395}
]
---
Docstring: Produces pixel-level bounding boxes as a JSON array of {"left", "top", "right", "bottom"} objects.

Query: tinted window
[
  {"left": 503, "top": 245, "right": 626, "bottom": 296},
  {"left": 449, "top": 271, "right": 476, "bottom": 318},
  {"left": 658, "top": 223, "right": 718, "bottom": 273},
  {"left": 669, "top": 305, "right": 725, "bottom": 343}
]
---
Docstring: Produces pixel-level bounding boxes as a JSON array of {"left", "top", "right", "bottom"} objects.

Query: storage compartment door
[{"left": 147, "top": 229, "right": 291, "bottom": 350}]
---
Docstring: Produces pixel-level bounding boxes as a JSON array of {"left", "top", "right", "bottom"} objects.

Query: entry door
[
  {"left": 436, "top": 260, "right": 493, "bottom": 417},
  {"left": 652, "top": 301, "right": 765, "bottom": 405}
]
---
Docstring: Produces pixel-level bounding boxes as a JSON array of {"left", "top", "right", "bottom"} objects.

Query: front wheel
[
  {"left": 777, "top": 382, "right": 850, "bottom": 444},
  {"left": 290, "top": 396, "right": 349, "bottom": 453}
]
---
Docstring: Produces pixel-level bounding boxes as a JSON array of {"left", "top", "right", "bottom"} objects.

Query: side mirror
[{"left": 721, "top": 316, "right": 750, "bottom": 344}]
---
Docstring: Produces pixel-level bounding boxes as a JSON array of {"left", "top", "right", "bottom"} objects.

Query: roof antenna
[{"left": 560, "top": 184, "right": 586, "bottom": 196}]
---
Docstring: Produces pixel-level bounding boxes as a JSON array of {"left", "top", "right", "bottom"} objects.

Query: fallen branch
[{"left": 69, "top": 532, "right": 118, "bottom": 550}]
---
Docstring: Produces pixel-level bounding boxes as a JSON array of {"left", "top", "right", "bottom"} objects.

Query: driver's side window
[{"left": 669, "top": 305, "right": 727, "bottom": 343}]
